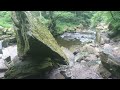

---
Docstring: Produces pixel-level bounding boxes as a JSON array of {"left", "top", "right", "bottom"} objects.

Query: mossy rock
[
  {"left": 4, "top": 57, "right": 55, "bottom": 79},
  {"left": 4, "top": 12, "right": 69, "bottom": 79},
  {"left": 11, "top": 11, "right": 68, "bottom": 65},
  {"left": 100, "top": 51, "right": 120, "bottom": 78}
]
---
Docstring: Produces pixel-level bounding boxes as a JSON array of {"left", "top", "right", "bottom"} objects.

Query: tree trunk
[
  {"left": 4, "top": 11, "right": 68, "bottom": 79},
  {"left": 48, "top": 11, "right": 57, "bottom": 35}
]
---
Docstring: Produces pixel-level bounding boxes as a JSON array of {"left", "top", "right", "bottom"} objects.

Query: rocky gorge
[{"left": 0, "top": 11, "right": 120, "bottom": 79}]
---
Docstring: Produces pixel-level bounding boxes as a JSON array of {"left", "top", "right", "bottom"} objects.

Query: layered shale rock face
[{"left": 4, "top": 11, "right": 68, "bottom": 79}]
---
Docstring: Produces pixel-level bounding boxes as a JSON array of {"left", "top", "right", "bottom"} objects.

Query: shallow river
[{"left": 56, "top": 32, "right": 96, "bottom": 51}]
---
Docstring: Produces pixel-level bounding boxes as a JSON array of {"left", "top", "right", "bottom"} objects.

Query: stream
[
  {"left": 0, "top": 31, "right": 100, "bottom": 79},
  {"left": 48, "top": 31, "right": 104, "bottom": 79},
  {"left": 55, "top": 31, "right": 96, "bottom": 53},
  {"left": 0, "top": 30, "right": 113, "bottom": 79},
  {"left": 56, "top": 31, "right": 96, "bottom": 48}
]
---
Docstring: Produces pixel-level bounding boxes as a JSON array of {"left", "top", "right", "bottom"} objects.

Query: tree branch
[{"left": 110, "top": 11, "right": 116, "bottom": 21}]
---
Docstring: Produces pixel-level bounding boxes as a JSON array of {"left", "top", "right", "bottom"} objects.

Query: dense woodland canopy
[{"left": 0, "top": 11, "right": 120, "bottom": 37}]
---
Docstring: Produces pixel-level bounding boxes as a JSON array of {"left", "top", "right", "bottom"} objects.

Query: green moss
[
  {"left": 12, "top": 12, "right": 68, "bottom": 64},
  {"left": 5, "top": 57, "right": 54, "bottom": 79},
  {"left": 26, "top": 13, "right": 68, "bottom": 63}
]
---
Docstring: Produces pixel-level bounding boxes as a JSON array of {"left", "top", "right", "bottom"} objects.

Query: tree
[
  {"left": 108, "top": 11, "right": 120, "bottom": 37},
  {"left": 48, "top": 11, "right": 57, "bottom": 34}
]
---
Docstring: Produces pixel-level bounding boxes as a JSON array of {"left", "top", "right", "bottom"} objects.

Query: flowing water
[
  {"left": 48, "top": 31, "right": 104, "bottom": 79},
  {"left": 56, "top": 31, "right": 96, "bottom": 50},
  {"left": 0, "top": 31, "right": 99, "bottom": 79}
]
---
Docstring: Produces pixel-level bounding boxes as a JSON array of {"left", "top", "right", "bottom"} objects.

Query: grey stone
[{"left": 100, "top": 50, "right": 120, "bottom": 78}]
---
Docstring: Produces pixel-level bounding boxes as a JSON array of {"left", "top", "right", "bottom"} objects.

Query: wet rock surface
[
  {"left": 3, "top": 11, "right": 69, "bottom": 79},
  {"left": 1, "top": 22, "right": 120, "bottom": 79},
  {"left": 48, "top": 29, "right": 120, "bottom": 79},
  {"left": 100, "top": 44, "right": 120, "bottom": 78},
  {"left": 48, "top": 35, "right": 104, "bottom": 79},
  {"left": 48, "top": 60, "right": 103, "bottom": 79}
]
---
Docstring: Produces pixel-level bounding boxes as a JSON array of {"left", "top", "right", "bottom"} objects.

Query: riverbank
[
  {"left": 47, "top": 29, "right": 120, "bottom": 79},
  {"left": 0, "top": 28, "right": 120, "bottom": 79}
]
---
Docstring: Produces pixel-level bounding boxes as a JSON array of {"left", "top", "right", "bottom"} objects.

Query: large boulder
[
  {"left": 4, "top": 11, "right": 68, "bottom": 79},
  {"left": 12, "top": 11, "right": 68, "bottom": 62},
  {"left": 4, "top": 57, "right": 54, "bottom": 79},
  {"left": 98, "top": 64, "right": 111, "bottom": 79},
  {"left": 100, "top": 46, "right": 120, "bottom": 78}
]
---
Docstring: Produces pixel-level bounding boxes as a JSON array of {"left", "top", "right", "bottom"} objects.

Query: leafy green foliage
[
  {"left": 75, "top": 11, "right": 95, "bottom": 27},
  {"left": 107, "top": 11, "right": 120, "bottom": 37},
  {"left": 43, "top": 11, "right": 95, "bottom": 35},
  {"left": 90, "top": 11, "right": 112, "bottom": 28},
  {"left": 3, "top": 11, "right": 120, "bottom": 38},
  {"left": 0, "top": 11, "right": 12, "bottom": 28},
  {"left": 54, "top": 11, "right": 78, "bottom": 35},
  {"left": 31, "top": 11, "right": 49, "bottom": 25},
  {"left": 54, "top": 11, "right": 75, "bottom": 20}
]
